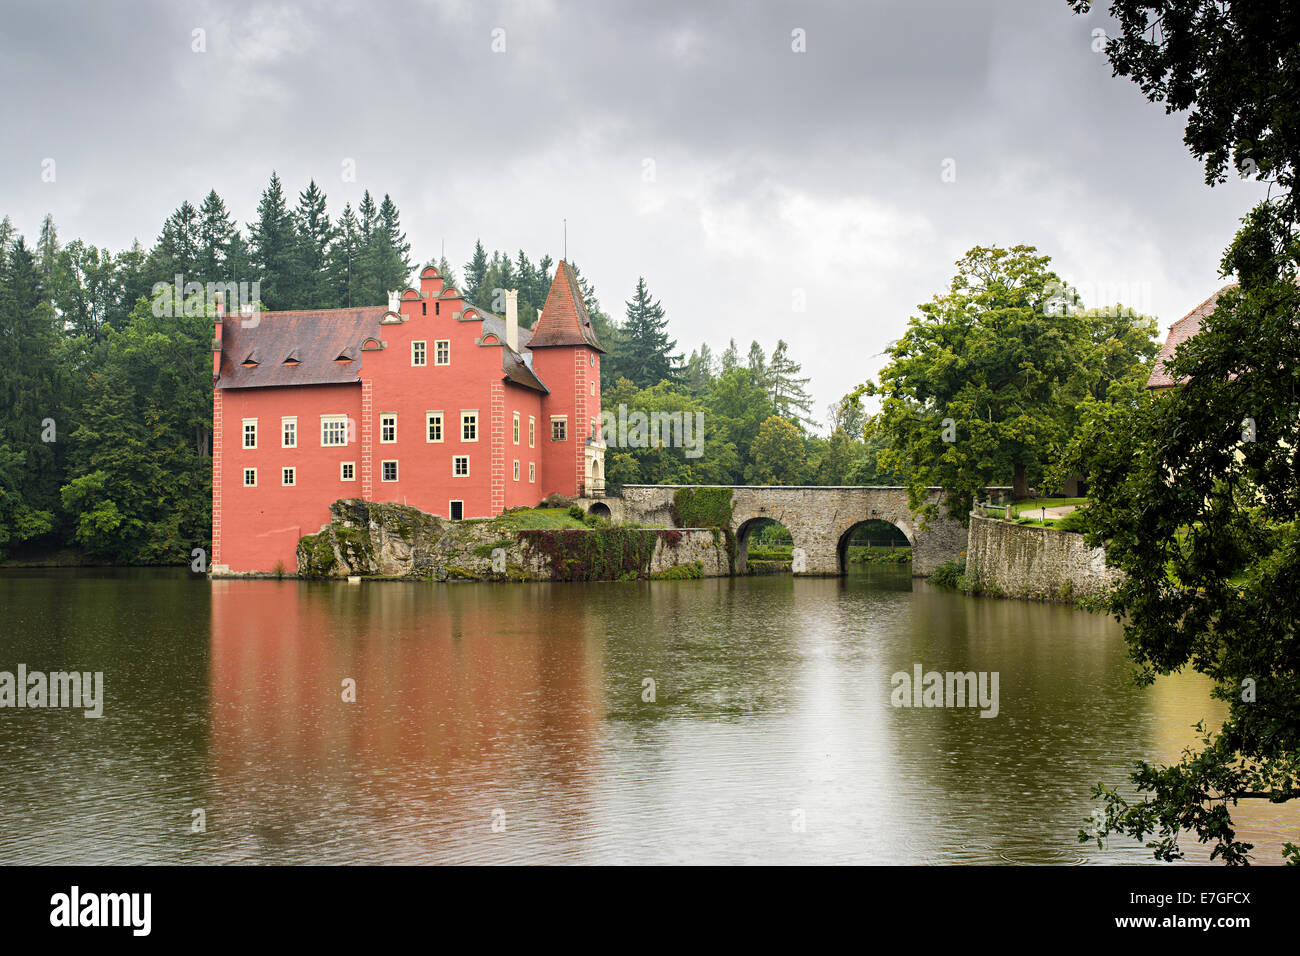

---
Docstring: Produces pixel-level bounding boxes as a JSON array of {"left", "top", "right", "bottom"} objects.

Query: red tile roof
[
  {"left": 216, "top": 303, "right": 550, "bottom": 393},
  {"left": 528, "top": 260, "right": 605, "bottom": 351},
  {"left": 216, "top": 308, "right": 385, "bottom": 389},
  {"left": 1147, "top": 284, "right": 1236, "bottom": 388}
]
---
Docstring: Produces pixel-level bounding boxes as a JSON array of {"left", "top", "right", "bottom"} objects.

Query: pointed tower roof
[{"left": 528, "top": 260, "right": 605, "bottom": 352}]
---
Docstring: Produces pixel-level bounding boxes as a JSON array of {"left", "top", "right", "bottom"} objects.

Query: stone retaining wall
[{"left": 964, "top": 514, "right": 1122, "bottom": 601}]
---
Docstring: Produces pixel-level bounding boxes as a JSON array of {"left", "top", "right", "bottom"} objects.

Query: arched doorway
[
  {"left": 837, "top": 519, "right": 912, "bottom": 574},
  {"left": 737, "top": 517, "right": 796, "bottom": 575}
]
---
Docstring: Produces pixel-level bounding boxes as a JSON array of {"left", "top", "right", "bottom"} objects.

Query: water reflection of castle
[{"left": 207, "top": 580, "right": 605, "bottom": 862}]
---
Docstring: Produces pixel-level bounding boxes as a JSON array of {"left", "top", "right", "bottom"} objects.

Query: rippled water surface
[{"left": 1, "top": 566, "right": 1295, "bottom": 864}]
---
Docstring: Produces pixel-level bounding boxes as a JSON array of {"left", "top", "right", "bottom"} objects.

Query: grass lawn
[
  {"left": 1009, "top": 496, "right": 1089, "bottom": 516},
  {"left": 482, "top": 507, "right": 590, "bottom": 531}
]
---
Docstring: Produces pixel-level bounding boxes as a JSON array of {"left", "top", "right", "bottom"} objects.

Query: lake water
[{"left": 0, "top": 566, "right": 1295, "bottom": 864}]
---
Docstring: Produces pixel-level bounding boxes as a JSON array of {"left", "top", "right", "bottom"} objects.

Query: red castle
[{"left": 211, "top": 262, "right": 606, "bottom": 574}]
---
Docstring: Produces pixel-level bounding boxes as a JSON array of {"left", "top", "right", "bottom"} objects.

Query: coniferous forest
[{"left": 0, "top": 173, "right": 867, "bottom": 565}]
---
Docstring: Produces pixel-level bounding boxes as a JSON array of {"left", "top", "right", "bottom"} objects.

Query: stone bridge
[{"left": 582, "top": 485, "right": 1008, "bottom": 576}]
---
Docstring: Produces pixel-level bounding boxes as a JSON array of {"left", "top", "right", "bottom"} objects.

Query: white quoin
[{"left": 505, "top": 289, "right": 519, "bottom": 352}]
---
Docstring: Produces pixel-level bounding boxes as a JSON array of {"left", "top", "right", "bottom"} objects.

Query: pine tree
[
  {"left": 614, "top": 277, "right": 680, "bottom": 389},
  {"left": 148, "top": 201, "right": 202, "bottom": 289},
  {"left": 196, "top": 190, "right": 236, "bottom": 284},
  {"left": 684, "top": 343, "right": 715, "bottom": 396},
  {"left": 435, "top": 255, "right": 459, "bottom": 290},
  {"left": 247, "top": 173, "right": 296, "bottom": 309},
  {"left": 0, "top": 237, "right": 61, "bottom": 537},
  {"left": 36, "top": 214, "right": 59, "bottom": 289},
  {"left": 746, "top": 340, "right": 769, "bottom": 389},
  {"left": 329, "top": 204, "right": 361, "bottom": 307},
  {"left": 114, "top": 240, "right": 149, "bottom": 328},
  {"left": 720, "top": 338, "right": 739, "bottom": 371},
  {"left": 768, "top": 339, "right": 816, "bottom": 429},
  {"left": 293, "top": 180, "right": 334, "bottom": 309},
  {"left": 462, "top": 240, "right": 488, "bottom": 304},
  {"left": 358, "top": 193, "right": 412, "bottom": 303}
]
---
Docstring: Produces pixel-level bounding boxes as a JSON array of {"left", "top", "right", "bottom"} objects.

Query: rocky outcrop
[
  {"left": 296, "top": 499, "right": 731, "bottom": 581},
  {"left": 297, "top": 499, "right": 523, "bottom": 580}
]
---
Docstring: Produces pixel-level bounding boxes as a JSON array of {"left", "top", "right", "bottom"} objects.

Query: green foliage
[
  {"left": 749, "top": 415, "right": 807, "bottom": 484},
  {"left": 1052, "top": 508, "right": 1090, "bottom": 534},
  {"left": 846, "top": 546, "right": 912, "bottom": 565},
  {"left": 929, "top": 558, "right": 968, "bottom": 590},
  {"left": 859, "top": 244, "right": 1157, "bottom": 523},
  {"left": 650, "top": 560, "right": 704, "bottom": 580},
  {"left": 671, "top": 486, "right": 733, "bottom": 528},
  {"left": 518, "top": 527, "right": 660, "bottom": 581},
  {"left": 1070, "top": 0, "right": 1300, "bottom": 864}
]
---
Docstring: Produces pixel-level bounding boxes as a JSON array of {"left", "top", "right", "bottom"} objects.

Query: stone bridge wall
[{"left": 590, "top": 485, "right": 971, "bottom": 576}]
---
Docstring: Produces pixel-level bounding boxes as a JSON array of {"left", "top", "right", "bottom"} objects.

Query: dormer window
[
  {"left": 282, "top": 348, "right": 301, "bottom": 366},
  {"left": 240, "top": 350, "right": 259, "bottom": 368}
]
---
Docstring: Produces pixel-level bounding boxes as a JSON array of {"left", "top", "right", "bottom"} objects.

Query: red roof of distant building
[
  {"left": 528, "top": 260, "right": 605, "bottom": 351},
  {"left": 1147, "top": 284, "right": 1236, "bottom": 388}
]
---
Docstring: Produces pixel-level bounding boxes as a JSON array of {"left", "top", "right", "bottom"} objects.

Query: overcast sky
[{"left": 0, "top": 0, "right": 1267, "bottom": 426}]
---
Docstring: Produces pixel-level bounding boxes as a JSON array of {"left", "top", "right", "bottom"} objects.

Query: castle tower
[{"left": 528, "top": 261, "right": 605, "bottom": 497}]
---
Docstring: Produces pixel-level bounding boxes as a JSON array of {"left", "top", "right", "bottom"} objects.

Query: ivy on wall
[{"left": 670, "top": 487, "right": 733, "bottom": 528}]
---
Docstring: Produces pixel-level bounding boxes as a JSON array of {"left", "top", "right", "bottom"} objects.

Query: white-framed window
[
  {"left": 453, "top": 455, "right": 469, "bottom": 477},
  {"left": 426, "top": 411, "right": 443, "bottom": 443},
  {"left": 282, "top": 466, "right": 296, "bottom": 487},
  {"left": 243, "top": 467, "right": 257, "bottom": 487},
  {"left": 513, "top": 411, "right": 520, "bottom": 445},
  {"left": 380, "top": 413, "right": 396, "bottom": 444},
  {"left": 528, "top": 416, "right": 535, "bottom": 448},
  {"left": 412, "top": 340, "right": 427, "bottom": 366},
  {"left": 528, "top": 462, "right": 535, "bottom": 483},
  {"left": 551, "top": 416, "right": 567, "bottom": 442},
  {"left": 321, "top": 414, "right": 349, "bottom": 446},
  {"left": 513, "top": 459, "right": 520, "bottom": 481},
  {"left": 340, "top": 462, "right": 355, "bottom": 481},
  {"left": 435, "top": 340, "right": 450, "bottom": 365},
  {"left": 242, "top": 419, "right": 257, "bottom": 449},
  {"left": 381, "top": 460, "right": 398, "bottom": 482},
  {"left": 281, "top": 417, "right": 296, "bottom": 448},
  {"left": 461, "top": 411, "right": 478, "bottom": 442}
]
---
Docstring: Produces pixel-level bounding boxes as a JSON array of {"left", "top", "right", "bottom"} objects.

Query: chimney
[
  {"left": 212, "top": 292, "right": 224, "bottom": 376},
  {"left": 505, "top": 289, "right": 519, "bottom": 352}
]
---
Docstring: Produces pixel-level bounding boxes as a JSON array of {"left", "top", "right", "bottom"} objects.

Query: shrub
[
  {"left": 1053, "top": 508, "right": 1090, "bottom": 534},
  {"left": 930, "top": 558, "right": 967, "bottom": 590},
  {"left": 651, "top": 561, "right": 704, "bottom": 580}
]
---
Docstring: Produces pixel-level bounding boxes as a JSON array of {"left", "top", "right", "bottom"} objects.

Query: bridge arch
[
  {"left": 735, "top": 516, "right": 800, "bottom": 574},
  {"left": 836, "top": 518, "right": 915, "bottom": 574},
  {"left": 608, "top": 485, "right": 984, "bottom": 577},
  {"left": 587, "top": 501, "right": 612, "bottom": 520}
]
